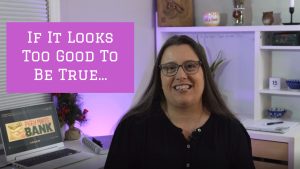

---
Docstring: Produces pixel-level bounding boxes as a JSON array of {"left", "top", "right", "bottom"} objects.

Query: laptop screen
[{"left": 0, "top": 103, "right": 62, "bottom": 156}]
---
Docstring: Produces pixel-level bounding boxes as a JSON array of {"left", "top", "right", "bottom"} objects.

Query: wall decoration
[{"left": 157, "top": 0, "right": 194, "bottom": 27}]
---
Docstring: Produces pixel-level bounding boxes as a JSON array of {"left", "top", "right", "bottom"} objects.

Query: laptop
[{"left": 0, "top": 102, "right": 95, "bottom": 169}]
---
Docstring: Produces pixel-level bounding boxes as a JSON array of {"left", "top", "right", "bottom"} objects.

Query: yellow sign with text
[{"left": 5, "top": 116, "right": 55, "bottom": 142}]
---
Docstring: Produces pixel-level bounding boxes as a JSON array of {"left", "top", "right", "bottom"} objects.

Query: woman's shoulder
[
  {"left": 117, "top": 111, "right": 157, "bottom": 129},
  {"left": 117, "top": 113, "right": 144, "bottom": 127},
  {"left": 212, "top": 113, "right": 247, "bottom": 134}
]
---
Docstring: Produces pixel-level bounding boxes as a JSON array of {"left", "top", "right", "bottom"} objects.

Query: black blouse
[{"left": 104, "top": 108, "right": 255, "bottom": 169}]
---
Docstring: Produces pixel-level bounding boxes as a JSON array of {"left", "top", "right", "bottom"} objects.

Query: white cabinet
[
  {"left": 155, "top": 25, "right": 300, "bottom": 169},
  {"left": 255, "top": 28, "right": 300, "bottom": 120}
]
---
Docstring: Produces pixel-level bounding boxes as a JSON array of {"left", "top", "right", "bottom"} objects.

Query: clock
[{"left": 269, "top": 77, "right": 281, "bottom": 90}]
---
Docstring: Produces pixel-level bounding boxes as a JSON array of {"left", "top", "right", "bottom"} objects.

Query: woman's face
[{"left": 160, "top": 44, "right": 205, "bottom": 108}]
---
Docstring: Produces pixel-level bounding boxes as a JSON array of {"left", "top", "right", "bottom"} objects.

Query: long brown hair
[{"left": 121, "top": 35, "right": 236, "bottom": 121}]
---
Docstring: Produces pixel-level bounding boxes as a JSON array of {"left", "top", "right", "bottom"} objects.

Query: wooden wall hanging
[{"left": 157, "top": 0, "right": 194, "bottom": 27}]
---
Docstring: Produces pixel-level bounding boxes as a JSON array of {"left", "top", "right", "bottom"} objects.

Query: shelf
[
  {"left": 156, "top": 25, "right": 300, "bottom": 33},
  {"left": 156, "top": 25, "right": 255, "bottom": 33},
  {"left": 259, "top": 89, "right": 300, "bottom": 96},
  {"left": 260, "top": 46, "right": 300, "bottom": 50}
]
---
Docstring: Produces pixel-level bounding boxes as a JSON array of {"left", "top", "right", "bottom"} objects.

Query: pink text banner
[{"left": 7, "top": 22, "right": 134, "bottom": 93}]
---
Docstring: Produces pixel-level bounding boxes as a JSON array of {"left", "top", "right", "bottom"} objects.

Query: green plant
[
  {"left": 195, "top": 36, "right": 225, "bottom": 76},
  {"left": 209, "top": 50, "right": 225, "bottom": 77}
]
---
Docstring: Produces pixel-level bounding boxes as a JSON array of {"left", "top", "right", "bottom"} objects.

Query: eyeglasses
[{"left": 159, "top": 60, "right": 202, "bottom": 77}]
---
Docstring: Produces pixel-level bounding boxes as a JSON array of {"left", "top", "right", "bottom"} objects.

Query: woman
[{"left": 104, "top": 35, "right": 255, "bottom": 169}]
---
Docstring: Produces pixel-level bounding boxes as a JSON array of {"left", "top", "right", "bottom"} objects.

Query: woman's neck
[
  {"left": 163, "top": 103, "right": 210, "bottom": 140},
  {"left": 165, "top": 102, "right": 204, "bottom": 119}
]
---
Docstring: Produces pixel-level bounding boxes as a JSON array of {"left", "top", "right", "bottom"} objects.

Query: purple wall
[{"left": 75, "top": 93, "right": 134, "bottom": 136}]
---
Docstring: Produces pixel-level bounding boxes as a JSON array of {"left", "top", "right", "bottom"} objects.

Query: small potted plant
[
  {"left": 196, "top": 37, "right": 226, "bottom": 76},
  {"left": 209, "top": 50, "right": 225, "bottom": 78},
  {"left": 51, "top": 93, "right": 88, "bottom": 140}
]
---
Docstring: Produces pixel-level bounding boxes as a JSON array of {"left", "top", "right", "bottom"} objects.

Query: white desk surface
[
  {"left": 0, "top": 138, "right": 109, "bottom": 169},
  {"left": 62, "top": 139, "right": 108, "bottom": 169}
]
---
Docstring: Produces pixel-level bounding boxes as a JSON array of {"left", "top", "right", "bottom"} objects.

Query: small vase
[
  {"left": 203, "top": 12, "right": 221, "bottom": 26},
  {"left": 65, "top": 124, "right": 81, "bottom": 140},
  {"left": 262, "top": 11, "right": 274, "bottom": 25},
  {"left": 60, "top": 123, "right": 68, "bottom": 141}
]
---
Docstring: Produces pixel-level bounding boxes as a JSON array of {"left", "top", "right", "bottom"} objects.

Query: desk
[
  {"left": 63, "top": 135, "right": 112, "bottom": 169},
  {"left": 247, "top": 126, "right": 300, "bottom": 169},
  {"left": 1, "top": 135, "right": 113, "bottom": 169}
]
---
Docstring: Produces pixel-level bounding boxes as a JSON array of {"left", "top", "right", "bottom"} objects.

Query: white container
[
  {"left": 203, "top": 12, "right": 220, "bottom": 26},
  {"left": 269, "top": 77, "right": 281, "bottom": 90}
]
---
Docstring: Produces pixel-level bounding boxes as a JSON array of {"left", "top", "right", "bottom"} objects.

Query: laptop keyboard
[{"left": 16, "top": 148, "right": 78, "bottom": 167}]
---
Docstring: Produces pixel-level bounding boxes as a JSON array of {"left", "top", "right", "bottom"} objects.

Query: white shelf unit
[
  {"left": 156, "top": 25, "right": 300, "bottom": 169},
  {"left": 156, "top": 25, "right": 300, "bottom": 120},
  {"left": 257, "top": 28, "right": 300, "bottom": 121}
]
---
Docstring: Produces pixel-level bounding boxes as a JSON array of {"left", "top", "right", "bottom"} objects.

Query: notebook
[
  {"left": 0, "top": 102, "right": 94, "bottom": 169},
  {"left": 242, "top": 119, "right": 299, "bottom": 134}
]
